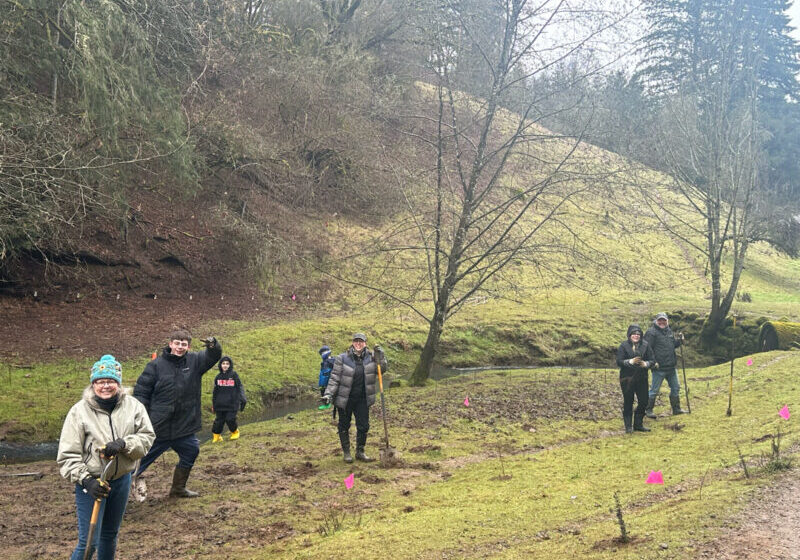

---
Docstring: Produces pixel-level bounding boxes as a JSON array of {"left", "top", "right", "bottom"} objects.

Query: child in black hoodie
[{"left": 211, "top": 356, "right": 247, "bottom": 441}]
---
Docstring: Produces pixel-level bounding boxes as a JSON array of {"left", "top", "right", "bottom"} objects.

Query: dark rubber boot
[
  {"left": 645, "top": 396, "right": 657, "bottom": 419},
  {"left": 355, "top": 431, "right": 373, "bottom": 462},
  {"left": 339, "top": 432, "right": 353, "bottom": 463},
  {"left": 169, "top": 466, "right": 199, "bottom": 498},
  {"left": 633, "top": 414, "right": 651, "bottom": 432},
  {"left": 623, "top": 415, "right": 633, "bottom": 433},
  {"left": 670, "top": 395, "right": 687, "bottom": 415},
  {"left": 355, "top": 446, "right": 375, "bottom": 462}
]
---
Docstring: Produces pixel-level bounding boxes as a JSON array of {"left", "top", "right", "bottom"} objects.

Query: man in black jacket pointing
[{"left": 133, "top": 329, "right": 221, "bottom": 498}]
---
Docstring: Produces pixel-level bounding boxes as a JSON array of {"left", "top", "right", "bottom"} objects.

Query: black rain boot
[
  {"left": 670, "top": 395, "right": 687, "bottom": 415},
  {"left": 633, "top": 414, "right": 651, "bottom": 432},
  {"left": 623, "top": 415, "right": 633, "bottom": 434},
  {"left": 339, "top": 432, "right": 353, "bottom": 463},
  {"left": 169, "top": 466, "right": 199, "bottom": 498},
  {"left": 355, "top": 431, "right": 374, "bottom": 462},
  {"left": 645, "top": 396, "right": 657, "bottom": 419},
  {"left": 355, "top": 446, "right": 375, "bottom": 462}
]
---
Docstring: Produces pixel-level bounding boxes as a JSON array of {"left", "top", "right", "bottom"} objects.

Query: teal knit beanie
[{"left": 90, "top": 355, "right": 122, "bottom": 384}]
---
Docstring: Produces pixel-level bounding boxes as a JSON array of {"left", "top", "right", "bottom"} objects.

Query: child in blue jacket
[{"left": 318, "top": 346, "right": 335, "bottom": 412}]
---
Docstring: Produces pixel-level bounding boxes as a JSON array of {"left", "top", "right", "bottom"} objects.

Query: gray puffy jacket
[{"left": 324, "top": 346, "right": 388, "bottom": 409}]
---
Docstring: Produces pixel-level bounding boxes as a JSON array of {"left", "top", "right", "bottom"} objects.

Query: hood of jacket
[
  {"left": 627, "top": 324, "right": 643, "bottom": 338},
  {"left": 218, "top": 355, "right": 234, "bottom": 373}
]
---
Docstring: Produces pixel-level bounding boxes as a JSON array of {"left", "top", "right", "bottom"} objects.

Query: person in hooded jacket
[
  {"left": 211, "top": 356, "right": 247, "bottom": 442},
  {"left": 616, "top": 325, "right": 656, "bottom": 433},
  {"left": 132, "top": 329, "right": 221, "bottom": 499},
  {"left": 317, "top": 345, "right": 335, "bottom": 414},
  {"left": 644, "top": 312, "right": 688, "bottom": 417},
  {"left": 58, "top": 355, "right": 155, "bottom": 560},
  {"left": 321, "top": 333, "right": 388, "bottom": 463}
]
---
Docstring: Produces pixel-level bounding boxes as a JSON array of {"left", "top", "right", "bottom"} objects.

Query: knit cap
[{"left": 90, "top": 355, "right": 122, "bottom": 384}]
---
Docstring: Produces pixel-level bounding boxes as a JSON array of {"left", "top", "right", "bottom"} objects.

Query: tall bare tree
[{"left": 319, "top": 0, "right": 631, "bottom": 384}]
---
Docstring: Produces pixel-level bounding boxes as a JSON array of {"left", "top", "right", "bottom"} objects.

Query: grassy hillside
[{"left": 2, "top": 83, "right": 799, "bottom": 444}]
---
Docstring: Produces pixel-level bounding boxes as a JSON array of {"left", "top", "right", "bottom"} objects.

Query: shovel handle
[
  {"left": 376, "top": 364, "right": 391, "bottom": 448},
  {"left": 83, "top": 499, "right": 102, "bottom": 560}
]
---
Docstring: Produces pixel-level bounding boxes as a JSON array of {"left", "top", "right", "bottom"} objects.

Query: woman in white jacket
[{"left": 57, "top": 355, "right": 154, "bottom": 560}]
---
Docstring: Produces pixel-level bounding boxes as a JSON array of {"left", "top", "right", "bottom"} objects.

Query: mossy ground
[{"left": 3, "top": 351, "right": 797, "bottom": 559}]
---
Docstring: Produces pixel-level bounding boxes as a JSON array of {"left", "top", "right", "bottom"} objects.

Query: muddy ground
[
  {"left": 0, "top": 290, "right": 286, "bottom": 363},
  {"left": 1, "top": 369, "right": 797, "bottom": 559},
  {"left": 695, "top": 471, "right": 800, "bottom": 560}
]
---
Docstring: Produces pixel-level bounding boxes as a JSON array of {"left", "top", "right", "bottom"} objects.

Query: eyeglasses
[{"left": 93, "top": 380, "right": 118, "bottom": 387}]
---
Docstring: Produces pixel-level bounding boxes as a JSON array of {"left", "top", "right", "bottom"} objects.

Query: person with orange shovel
[
  {"left": 57, "top": 355, "right": 154, "bottom": 559},
  {"left": 321, "top": 333, "right": 388, "bottom": 463}
]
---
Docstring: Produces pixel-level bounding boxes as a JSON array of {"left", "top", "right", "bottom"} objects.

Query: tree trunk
[
  {"left": 409, "top": 308, "right": 446, "bottom": 386},
  {"left": 701, "top": 241, "right": 749, "bottom": 345}
]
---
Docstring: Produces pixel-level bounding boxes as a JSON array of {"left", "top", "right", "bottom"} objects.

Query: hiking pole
[
  {"left": 679, "top": 344, "right": 691, "bottom": 413},
  {"left": 83, "top": 457, "right": 116, "bottom": 560},
  {"left": 726, "top": 314, "right": 736, "bottom": 417}
]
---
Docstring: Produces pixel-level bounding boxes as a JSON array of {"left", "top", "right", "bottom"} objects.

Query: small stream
[{"left": 430, "top": 363, "right": 597, "bottom": 380}]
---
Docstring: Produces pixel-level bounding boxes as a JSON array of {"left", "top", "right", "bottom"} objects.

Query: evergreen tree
[{"left": 637, "top": 0, "right": 800, "bottom": 342}]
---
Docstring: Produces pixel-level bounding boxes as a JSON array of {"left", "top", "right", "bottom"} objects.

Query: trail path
[{"left": 695, "top": 471, "right": 800, "bottom": 560}]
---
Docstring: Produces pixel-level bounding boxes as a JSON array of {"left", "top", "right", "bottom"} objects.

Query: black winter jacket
[
  {"left": 323, "top": 346, "right": 388, "bottom": 410},
  {"left": 644, "top": 322, "right": 681, "bottom": 369},
  {"left": 212, "top": 356, "right": 247, "bottom": 412},
  {"left": 134, "top": 343, "right": 222, "bottom": 440},
  {"left": 617, "top": 325, "right": 655, "bottom": 379}
]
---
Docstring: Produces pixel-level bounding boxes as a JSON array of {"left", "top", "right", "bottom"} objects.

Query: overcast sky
[{"left": 790, "top": 2, "right": 800, "bottom": 41}]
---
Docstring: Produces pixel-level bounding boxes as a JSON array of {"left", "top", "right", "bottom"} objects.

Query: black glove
[
  {"left": 83, "top": 477, "right": 110, "bottom": 500},
  {"left": 102, "top": 438, "right": 127, "bottom": 458},
  {"left": 319, "top": 395, "right": 331, "bottom": 405},
  {"left": 373, "top": 345, "right": 385, "bottom": 365},
  {"left": 202, "top": 336, "right": 217, "bottom": 348},
  {"left": 240, "top": 402, "right": 246, "bottom": 412}
]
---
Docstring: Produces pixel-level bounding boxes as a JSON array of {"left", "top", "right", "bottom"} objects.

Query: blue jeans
[
  {"left": 135, "top": 434, "right": 200, "bottom": 475},
  {"left": 649, "top": 367, "right": 681, "bottom": 398},
  {"left": 70, "top": 472, "right": 131, "bottom": 560}
]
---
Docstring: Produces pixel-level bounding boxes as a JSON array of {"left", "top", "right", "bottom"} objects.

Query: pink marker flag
[
  {"left": 746, "top": 358, "right": 753, "bottom": 366},
  {"left": 344, "top": 473, "right": 354, "bottom": 489},
  {"left": 779, "top": 405, "right": 790, "bottom": 420},
  {"left": 645, "top": 471, "right": 664, "bottom": 484},
  {"left": 464, "top": 396, "right": 470, "bottom": 407}
]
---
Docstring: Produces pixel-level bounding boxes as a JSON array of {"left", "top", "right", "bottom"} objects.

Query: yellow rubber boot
[
  {"left": 229, "top": 429, "right": 240, "bottom": 440},
  {"left": 212, "top": 433, "right": 223, "bottom": 443}
]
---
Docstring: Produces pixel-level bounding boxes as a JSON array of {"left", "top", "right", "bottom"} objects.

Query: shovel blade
[{"left": 379, "top": 446, "right": 401, "bottom": 467}]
